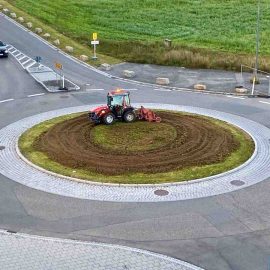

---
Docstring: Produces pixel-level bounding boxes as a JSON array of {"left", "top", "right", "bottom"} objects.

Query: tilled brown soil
[{"left": 34, "top": 112, "right": 240, "bottom": 175}]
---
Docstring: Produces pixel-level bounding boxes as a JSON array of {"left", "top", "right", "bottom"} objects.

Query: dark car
[{"left": 0, "top": 41, "right": 8, "bottom": 57}]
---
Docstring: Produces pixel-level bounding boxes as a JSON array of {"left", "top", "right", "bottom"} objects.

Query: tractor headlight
[
  {"left": 4, "top": 50, "right": 8, "bottom": 53},
  {"left": 101, "top": 110, "right": 105, "bottom": 114}
]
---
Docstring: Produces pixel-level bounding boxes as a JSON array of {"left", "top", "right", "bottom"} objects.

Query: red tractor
[{"left": 89, "top": 89, "right": 161, "bottom": 125}]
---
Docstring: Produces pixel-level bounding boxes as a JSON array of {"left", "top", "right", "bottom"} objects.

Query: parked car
[{"left": 0, "top": 41, "right": 8, "bottom": 57}]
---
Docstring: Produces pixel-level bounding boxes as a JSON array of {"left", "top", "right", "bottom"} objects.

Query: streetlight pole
[
  {"left": 267, "top": 76, "right": 270, "bottom": 96},
  {"left": 254, "top": 0, "right": 260, "bottom": 79}
]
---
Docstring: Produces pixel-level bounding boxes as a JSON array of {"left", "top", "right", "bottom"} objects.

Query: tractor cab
[
  {"left": 89, "top": 89, "right": 136, "bottom": 125},
  {"left": 107, "top": 89, "right": 131, "bottom": 117}
]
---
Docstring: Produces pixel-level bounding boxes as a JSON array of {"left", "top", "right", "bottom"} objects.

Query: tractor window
[
  {"left": 124, "top": 95, "right": 130, "bottom": 106},
  {"left": 109, "top": 95, "right": 123, "bottom": 106}
]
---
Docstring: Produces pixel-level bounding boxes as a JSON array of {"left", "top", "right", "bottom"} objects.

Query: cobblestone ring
[{"left": 0, "top": 103, "right": 269, "bottom": 202}]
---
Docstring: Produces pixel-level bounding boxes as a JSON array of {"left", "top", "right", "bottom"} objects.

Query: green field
[{"left": 6, "top": 0, "right": 270, "bottom": 69}]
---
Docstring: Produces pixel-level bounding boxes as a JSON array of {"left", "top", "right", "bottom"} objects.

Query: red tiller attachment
[{"left": 138, "top": 106, "right": 161, "bottom": 122}]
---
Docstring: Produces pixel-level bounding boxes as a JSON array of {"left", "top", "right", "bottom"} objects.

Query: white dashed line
[
  {"left": 122, "top": 88, "right": 138, "bottom": 91},
  {"left": 27, "top": 93, "right": 45, "bottom": 98},
  {"left": 154, "top": 88, "right": 172, "bottom": 92},
  {"left": 0, "top": 99, "right": 14, "bottom": 104},
  {"left": 226, "top": 95, "right": 245, "bottom": 100},
  {"left": 85, "top": 89, "right": 105, "bottom": 91},
  {"left": 259, "top": 101, "right": 270, "bottom": 105}
]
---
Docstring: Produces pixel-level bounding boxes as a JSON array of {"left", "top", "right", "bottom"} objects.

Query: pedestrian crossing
[{"left": 6, "top": 44, "right": 38, "bottom": 70}]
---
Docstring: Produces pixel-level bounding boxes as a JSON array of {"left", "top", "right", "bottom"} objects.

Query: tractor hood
[{"left": 91, "top": 105, "right": 108, "bottom": 113}]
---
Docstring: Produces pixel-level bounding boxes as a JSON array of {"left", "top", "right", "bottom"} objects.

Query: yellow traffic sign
[
  {"left": 93, "top": 32, "right": 97, "bottom": 41},
  {"left": 55, "top": 62, "right": 62, "bottom": 70}
]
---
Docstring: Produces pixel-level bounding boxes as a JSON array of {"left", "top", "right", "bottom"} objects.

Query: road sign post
[
  {"left": 35, "top": 56, "right": 42, "bottom": 63},
  {"left": 35, "top": 56, "right": 42, "bottom": 70},
  {"left": 91, "top": 32, "right": 99, "bottom": 60},
  {"left": 55, "top": 62, "right": 66, "bottom": 90}
]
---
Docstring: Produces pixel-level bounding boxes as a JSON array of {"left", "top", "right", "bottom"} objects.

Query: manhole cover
[
  {"left": 230, "top": 180, "right": 245, "bottom": 186},
  {"left": 154, "top": 189, "right": 169, "bottom": 196},
  {"left": 0, "top": 146, "right": 5, "bottom": 151}
]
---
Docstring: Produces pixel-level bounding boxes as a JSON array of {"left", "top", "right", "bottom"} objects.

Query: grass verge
[
  {"left": 18, "top": 112, "right": 254, "bottom": 184},
  {"left": 91, "top": 121, "right": 177, "bottom": 153},
  {"left": 0, "top": 0, "right": 120, "bottom": 66},
  {"left": 2, "top": 0, "right": 270, "bottom": 71}
]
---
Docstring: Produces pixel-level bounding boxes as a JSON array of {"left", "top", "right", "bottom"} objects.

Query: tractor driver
[{"left": 110, "top": 95, "right": 124, "bottom": 117}]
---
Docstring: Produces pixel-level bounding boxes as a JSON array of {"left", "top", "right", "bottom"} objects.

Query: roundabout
[
  {"left": 19, "top": 109, "right": 253, "bottom": 184},
  {"left": 0, "top": 103, "right": 269, "bottom": 202}
]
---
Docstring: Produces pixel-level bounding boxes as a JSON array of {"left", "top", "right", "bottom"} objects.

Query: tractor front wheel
[
  {"left": 103, "top": 113, "right": 115, "bottom": 125},
  {"left": 123, "top": 111, "right": 136, "bottom": 123}
]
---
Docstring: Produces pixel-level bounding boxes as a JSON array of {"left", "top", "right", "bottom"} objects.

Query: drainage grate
[
  {"left": 154, "top": 189, "right": 169, "bottom": 196},
  {"left": 0, "top": 146, "right": 5, "bottom": 151},
  {"left": 230, "top": 180, "right": 245, "bottom": 186},
  {"left": 60, "top": 95, "right": 69, "bottom": 98}
]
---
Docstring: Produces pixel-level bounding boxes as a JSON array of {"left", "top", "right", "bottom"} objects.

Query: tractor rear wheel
[
  {"left": 103, "top": 113, "right": 115, "bottom": 125},
  {"left": 123, "top": 111, "right": 136, "bottom": 123}
]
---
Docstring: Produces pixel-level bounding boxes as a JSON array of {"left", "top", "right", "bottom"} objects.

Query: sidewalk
[
  {"left": 0, "top": 230, "right": 203, "bottom": 270},
  {"left": 107, "top": 62, "right": 270, "bottom": 95}
]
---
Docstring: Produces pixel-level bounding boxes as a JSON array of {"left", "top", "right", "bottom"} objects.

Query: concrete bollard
[
  {"left": 79, "top": 55, "right": 89, "bottom": 62},
  {"left": 235, "top": 87, "right": 248, "bottom": 94},
  {"left": 26, "top": 22, "right": 33, "bottom": 28},
  {"left": 35, "top": 27, "right": 43, "bottom": 34},
  {"left": 100, "top": 63, "right": 112, "bottom": 71},
  {"left": 3, "top": 8, "right": 9, "bottom": 14},
  {"left": 18, "top": 17, "right": 24, "bottom": 23},
  {"left": 53, "top": 39, "right": 60, "bottom": 46},
  {"left": 123, "top": 70, "right": 136, "bottom": 78},
  {"left": 10, "top": 12, "right": 17, "bottom": 18},
  {"left": 194, "top": 84, "right": 207, "bottom": 90},
  {"left": 43, "top": 33, "right": 51, "bottom": 39},
  {"left": 156, "top": 77, "right": 170, "bottom": 85},
  {"left": 65, "top": 46, "right": 74, "bottom": 53},
  {"left": 164, "top": 39, "right": 172, "bottom": 48}
]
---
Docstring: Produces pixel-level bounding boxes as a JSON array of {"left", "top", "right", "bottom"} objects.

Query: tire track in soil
[{"left": 34, "top": 112, "right": 239, "bottom": 175}]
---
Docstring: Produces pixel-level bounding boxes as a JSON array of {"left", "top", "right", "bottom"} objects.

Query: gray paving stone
[{"left": 0, "top": 230, "right": 203, "bottom": 270}]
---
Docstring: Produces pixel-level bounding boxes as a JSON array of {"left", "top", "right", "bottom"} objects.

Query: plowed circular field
[{"left": 33, "top": 111, "right": 242, "bottom": 177}]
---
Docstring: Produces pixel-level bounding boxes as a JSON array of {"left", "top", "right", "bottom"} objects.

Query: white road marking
[
  {"left": 24, "top": 61, "right": 36, "bottom": 69},
  {"left": 15, "top": 53, "right": 23, "bottom": 58},
  {"left": 154, "top": 88, "right": 172, "bottom": 92},
  {"left": 122, "top": 88, "right": 138, "bottom": 91},
  {"left": 259, "top": 100, "right": 270, "bottom": 105},
  {"left": 86, "top": 88, "right": 105, "bottom": 91},
  {"left": 18, "top": 56, "right": 27, "bottom": 61},
  {"left": 27, "top": 93, "right": 45, "bottom": 98},
  {"left": 226, "top": 95, "right": 245, "bottom": 100},
  {"left": 12, "top": 51, "right": 20, "bottom": 57},
  {"left": 21, "top": 58, "right": 32, "bottom": 66},
  {"left": 7, "top": 48, "right": 16, "bottom": 53},
  {"left": 0, "top": 99, "right": 14, "bottom": 104}
]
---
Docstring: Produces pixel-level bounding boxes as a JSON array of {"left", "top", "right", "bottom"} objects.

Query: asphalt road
[{"left": 1, "top": 13, "right": 270, "bottom": 270}]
